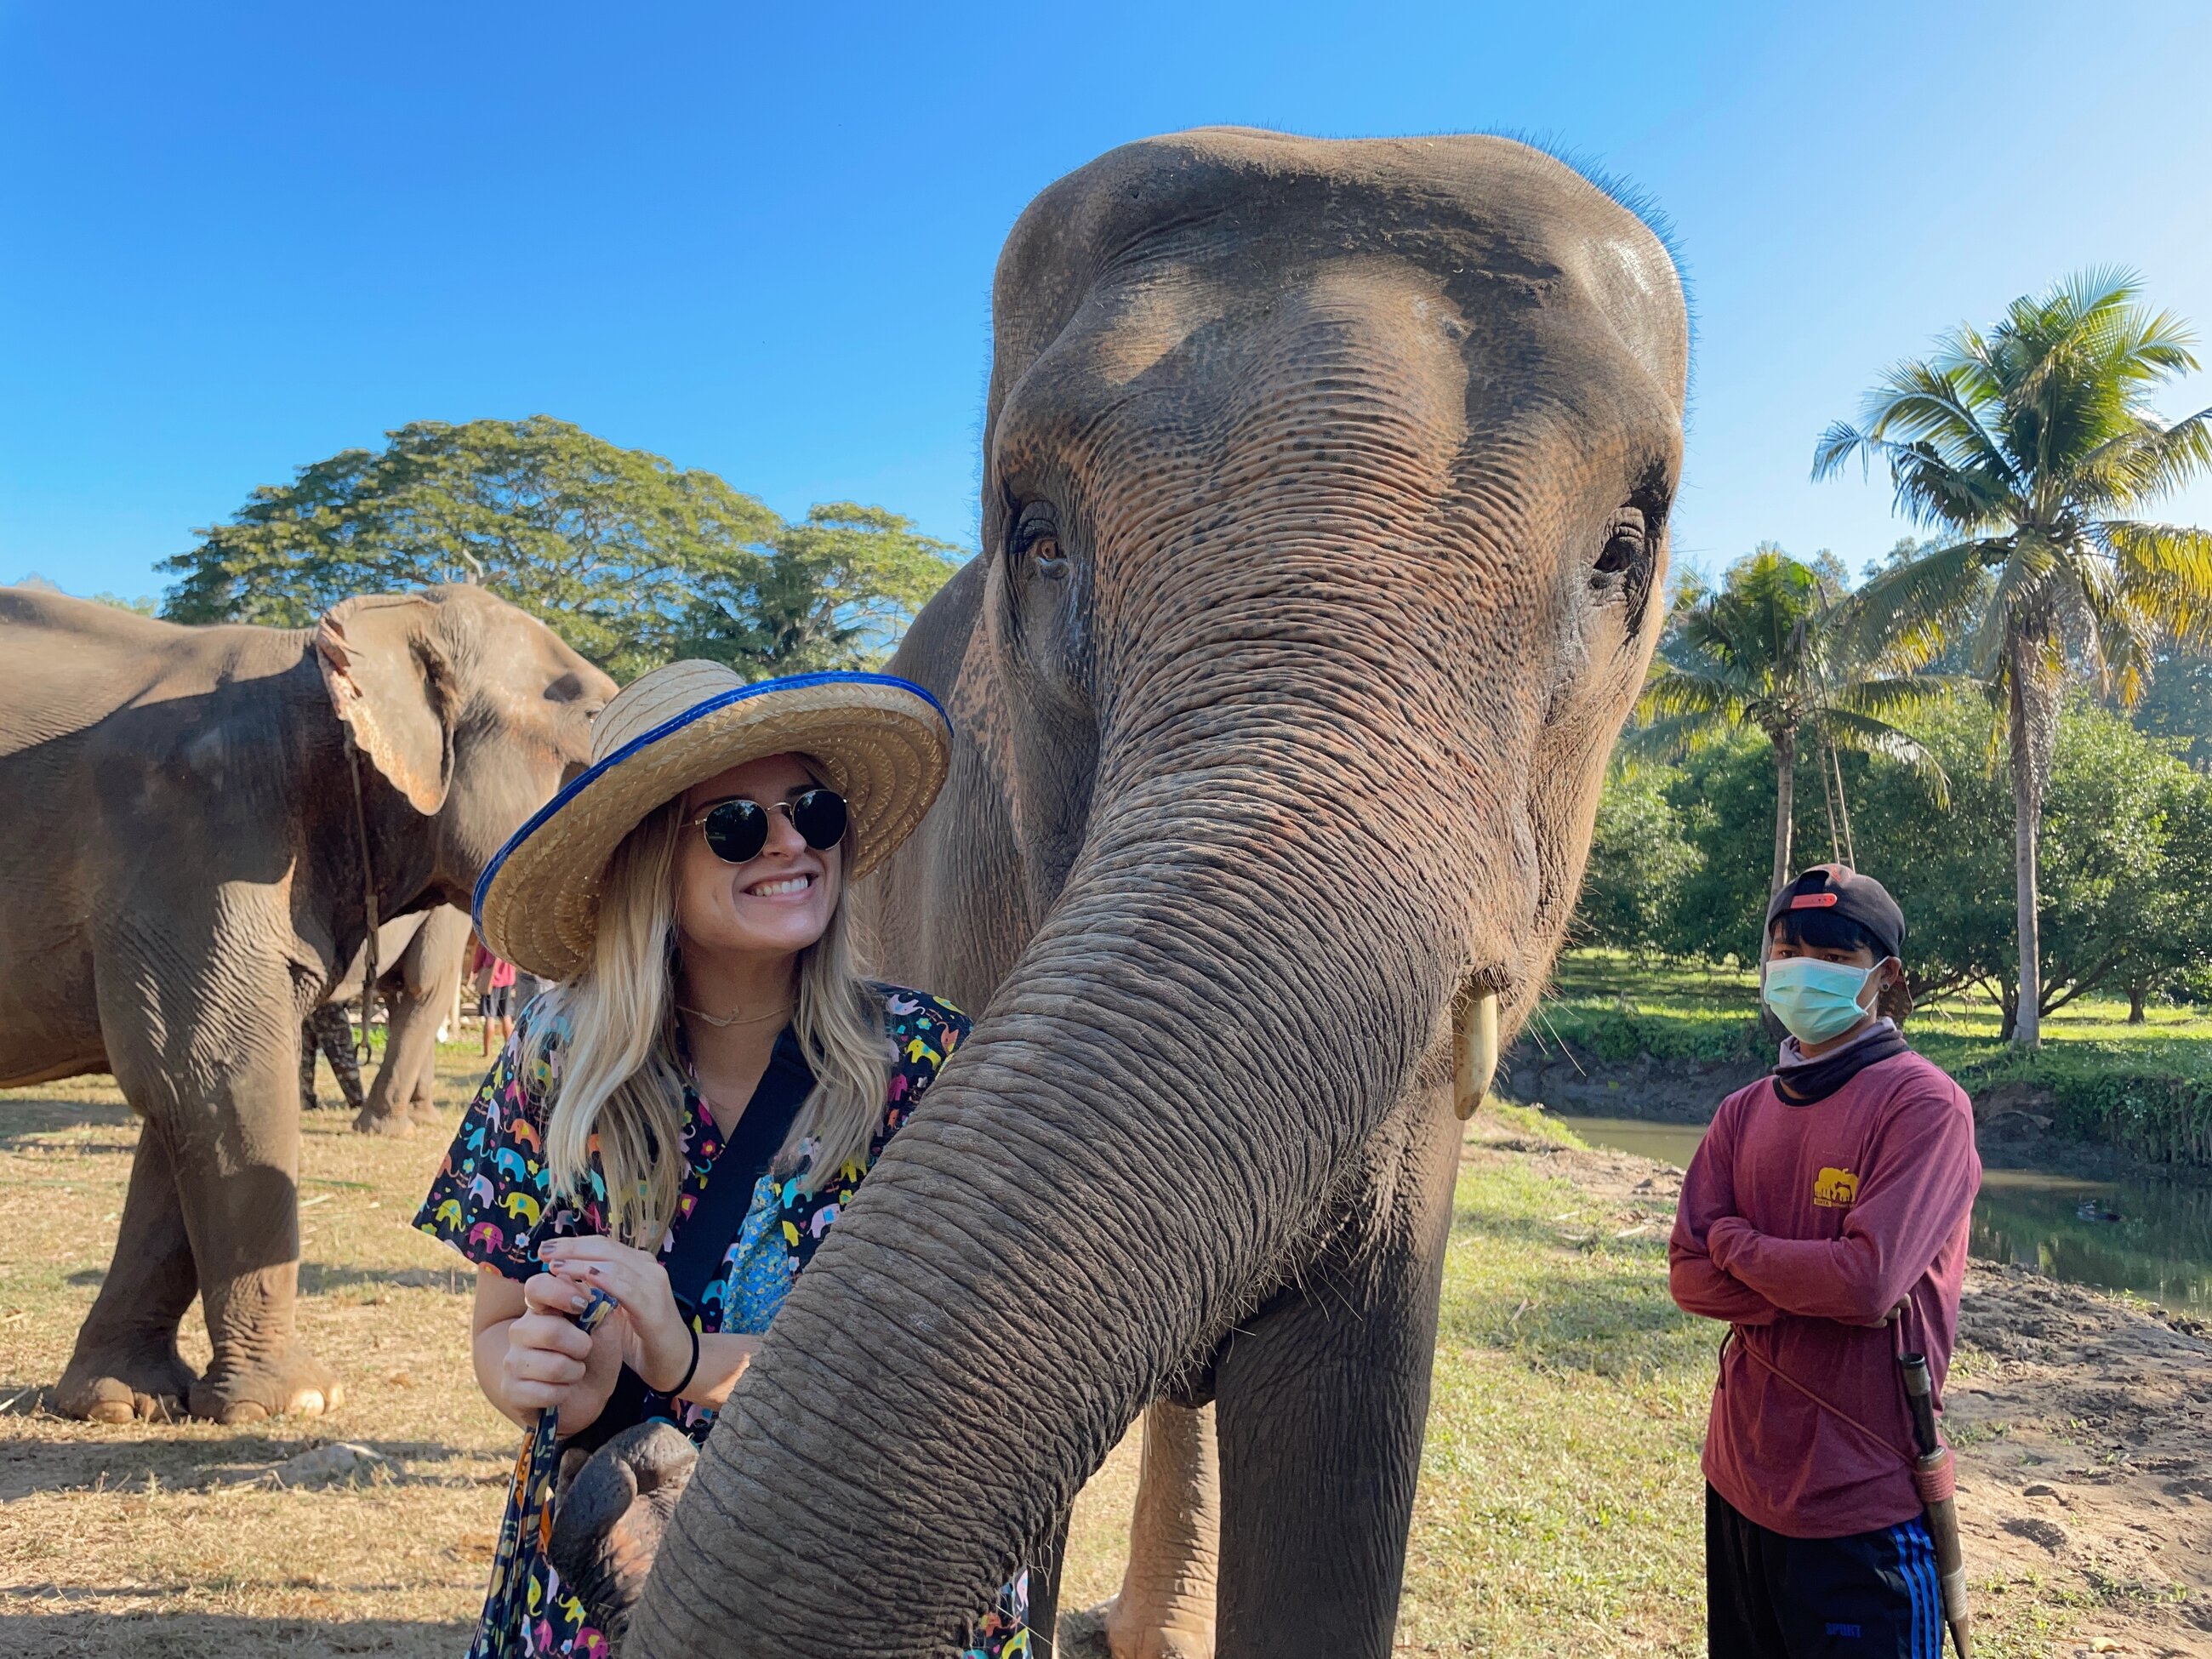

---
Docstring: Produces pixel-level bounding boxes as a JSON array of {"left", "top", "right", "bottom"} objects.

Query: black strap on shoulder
[
  {"left": 557, "top": 1025, "right": 814, "bottom": 1454},
  {"left": 660, "top": 1024, "right": 814, "bottom": 1313}
]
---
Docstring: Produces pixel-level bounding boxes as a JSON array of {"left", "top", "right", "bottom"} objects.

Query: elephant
[
  {"left": 0, "top": 584, "right": 613, "bottom": 1424},
  {"left": 320, "top": 902, "right": 477, "bottom": 1135},
  {"left": 546, "top": 126, "right": 1686, "bottom": 1658}
]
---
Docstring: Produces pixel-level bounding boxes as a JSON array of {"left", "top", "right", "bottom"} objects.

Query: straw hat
[{"left": 473, "top": 661, "right": 952, "bottom": 981}]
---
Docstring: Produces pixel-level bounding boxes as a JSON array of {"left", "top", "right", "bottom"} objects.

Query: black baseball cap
[{"left": 1764, "top": 864, "right": 1905, "bottom": 961}]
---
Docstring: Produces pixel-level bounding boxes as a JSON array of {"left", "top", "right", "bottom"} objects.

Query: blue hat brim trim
[{"left": 470, "top": 670, "right": 950, "bottom": 943}]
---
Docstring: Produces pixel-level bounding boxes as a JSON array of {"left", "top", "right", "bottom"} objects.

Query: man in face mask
[{"left": 1669, "top": 864, "right": 1981, "bottom": 1657}]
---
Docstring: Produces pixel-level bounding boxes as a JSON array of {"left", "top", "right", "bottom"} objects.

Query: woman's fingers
[
  {"left": 509, "top": 1345, "right": 587, "bottom": 1385},
  {"left": 523, "top": 1272, "right": 590, "bottom": 1317},
  {"left": 511, "top": 1311, "right": 594, "bottom": 1362}
]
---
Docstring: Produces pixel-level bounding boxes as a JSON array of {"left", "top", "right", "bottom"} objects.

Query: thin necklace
[{"left": 676, "top": 1002, "right": 790, "bottom": 1029}]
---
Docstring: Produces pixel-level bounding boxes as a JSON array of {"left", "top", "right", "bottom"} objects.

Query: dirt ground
[
  {"left": 1524, "top": 1129, "right": 2212, "bottom": 1659},
  {"left": 3, "top": 1057, "right": 2207, "bottom": 1656}
]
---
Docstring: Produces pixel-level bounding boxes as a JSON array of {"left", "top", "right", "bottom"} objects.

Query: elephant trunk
[{"left": 630, "top": 744, "right": 1490, "bottom": 1656}]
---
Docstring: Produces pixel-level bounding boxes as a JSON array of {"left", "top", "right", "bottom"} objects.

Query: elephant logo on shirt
[{"left": 1812, "top": 1166, "right": 1860, "bottom": 1208}]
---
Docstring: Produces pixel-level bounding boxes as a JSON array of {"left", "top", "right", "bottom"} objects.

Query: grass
[
  {"left": 0, "top": 1063, "right": 2101, "bottom": 1656},
  {"left": 1536, "top": 950, "right": 2212, "bottom": 1163}
]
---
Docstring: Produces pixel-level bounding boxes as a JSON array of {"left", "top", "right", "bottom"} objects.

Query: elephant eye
[
  {"left": 1594, "top": 513, "right": 1646, "bottom": 576},
  {"left": 1008, "top": 501, "right": 1069, "bottom": 581}
]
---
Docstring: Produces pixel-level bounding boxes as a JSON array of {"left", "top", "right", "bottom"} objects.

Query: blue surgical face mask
[{"left": 1762, "top": 956, "right": 1879, "bottom": 1044}]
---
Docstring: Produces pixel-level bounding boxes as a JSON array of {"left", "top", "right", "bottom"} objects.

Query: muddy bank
[
  {"left": 1500, "top": 1038, "right": 1764, "bottom": 1124},
  {"left": 1489, "top": 1122, "right": 2212, "bottom": 1657},
  {"left": 1502, "top": 1039, "right": 2185, "bottom": 1179}
]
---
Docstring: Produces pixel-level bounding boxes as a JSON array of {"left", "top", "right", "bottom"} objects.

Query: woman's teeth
[{"left": 747, "top": 875, "right": 812, "bottom": 898}]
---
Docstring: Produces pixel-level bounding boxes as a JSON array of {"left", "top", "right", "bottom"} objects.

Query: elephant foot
[
  {"left": 189, "top": 1348, "right": 343, "bottom": 1424},
  {"left": 54, "top": 1345, "right": 199, "bottom": 1424},
  {"left": 351, "top": 1104, "right": 415, "bottom": 1138},
  {"left": 1063, "top": 1593, "right": 1212, "bottom": 1659}
]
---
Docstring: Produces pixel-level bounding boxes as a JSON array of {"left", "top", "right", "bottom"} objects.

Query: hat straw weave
[{"left": 474, "top": 662, "right": 951, "bottom": 981}]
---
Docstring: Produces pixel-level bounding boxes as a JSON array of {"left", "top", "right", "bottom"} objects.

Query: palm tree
[
  {"left": 1635, "top": 545, "right": 1950, "bottom": 897},
  {"left": 1815, "top": 270, "right": 2212, "bottom": 1046}
]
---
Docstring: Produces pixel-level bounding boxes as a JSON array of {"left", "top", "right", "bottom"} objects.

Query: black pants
[{"left": 1707, "top": 1485, "right": 1943, "bottom": 1657}]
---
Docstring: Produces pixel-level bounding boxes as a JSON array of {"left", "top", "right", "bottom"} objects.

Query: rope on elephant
[{"left": 343, "top": 732, "right": 381, "bottom": 1063}]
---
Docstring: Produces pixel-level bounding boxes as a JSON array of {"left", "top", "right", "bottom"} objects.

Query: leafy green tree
[
  {"left": 1573, "top": 758, "right": 1704, "bottom": 955},
  {"left": 162, "top": 417, "right": 781, "bottom": 679},
  {"left": 1634, "top": 544, "right": 1948, "bottom": 893},
  {"left": 1846, "top": 692, "right": 2207, "bottom": 1031},
  {"left": 676, "top": 503, "right": 966, "bottom": 676},
  {"left": 161, "top": 417, "right": 965, "bottom": 683},
  {"left": 2133, "top": 645, "right": 2212, "bottom": 768},
  {"left": 1815, "top": 270, "right": 2212, "bottom": 1045}
]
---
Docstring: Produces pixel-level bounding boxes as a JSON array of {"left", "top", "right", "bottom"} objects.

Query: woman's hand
[
  {"left": 539, "top": 1237, "right": 695, "bottom": 1395},
  {"left": 501, "top": 1274, "right": 621, "bottom": 1419}
]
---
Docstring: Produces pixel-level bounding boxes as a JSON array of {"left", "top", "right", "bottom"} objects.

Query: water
[{"left": 1554, "top": 1114, "right": 2212, "bottom": 1314}]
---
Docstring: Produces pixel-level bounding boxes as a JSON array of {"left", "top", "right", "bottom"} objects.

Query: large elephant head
[
  {"left": 313, "top": 584, "right": 613, "bottom": 904},
  {"left": 601, "top": 129, "right": 1685, "bottom": 1655}
]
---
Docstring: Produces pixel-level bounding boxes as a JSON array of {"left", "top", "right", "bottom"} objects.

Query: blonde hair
[{"left": 529, "top": 791, "right": 892, "bottom": 1248}]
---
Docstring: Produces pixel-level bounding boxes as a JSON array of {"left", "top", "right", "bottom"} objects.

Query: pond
[{"left": 1554, "top": 1114, "right": 2212, "bottom": 1314}]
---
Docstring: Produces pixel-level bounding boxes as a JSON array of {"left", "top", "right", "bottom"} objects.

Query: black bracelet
[{"left": 665, "top": 1323, "right": 700, "bottom": 1400}]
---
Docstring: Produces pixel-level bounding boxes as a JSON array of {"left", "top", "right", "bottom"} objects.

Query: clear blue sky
[{"left": 7, "top": 1, "right": 2211, "bottom": 603}]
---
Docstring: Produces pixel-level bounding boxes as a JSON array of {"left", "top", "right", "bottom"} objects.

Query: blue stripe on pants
[{"left": 1887, "top": 1516, "right": 1940, "bottom": 1659}]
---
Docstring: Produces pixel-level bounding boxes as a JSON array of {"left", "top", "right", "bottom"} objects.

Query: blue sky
[{"left": 6, "top": 1, "right": 2211, "bottom": 603}]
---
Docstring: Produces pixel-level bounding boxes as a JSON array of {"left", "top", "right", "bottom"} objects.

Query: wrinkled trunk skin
[
  {"left": 627, "top": 129, "right": 1685, "bottom": 1659},
  {"left": 637, "top": 789, "right": 1470, "bottom": 1654}
]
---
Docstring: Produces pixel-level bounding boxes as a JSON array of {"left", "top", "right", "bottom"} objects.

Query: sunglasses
[{"left": 687, "top": 788, "right": 849, "bottom": 866}]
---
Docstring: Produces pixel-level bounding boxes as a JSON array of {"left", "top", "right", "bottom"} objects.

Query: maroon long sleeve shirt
[{"left": 1669, "top": 1048, "right": 1979, "bottom": 1538}]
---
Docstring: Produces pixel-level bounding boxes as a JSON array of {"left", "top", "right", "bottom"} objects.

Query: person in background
[
  {"left": 470, "top": 934, "right": 519, "bottom": 1057},
  {"left": 298, "top": 1003, "right": 366, "bottom": 1114},
  {"left": 1669, "top": 864, "right": 1980, "bottom": 1657}
]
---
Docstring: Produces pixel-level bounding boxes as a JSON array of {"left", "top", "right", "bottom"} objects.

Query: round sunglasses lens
[
  {"left": 702, "top": 800, "right": 768, "bottom": 864},
  {"left": 790, "top": 789, "right": 849, "bottom": 851}
]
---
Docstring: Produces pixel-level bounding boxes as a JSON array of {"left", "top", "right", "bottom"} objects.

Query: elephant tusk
[{"left": 1453, "top": 988, "right": 1498, "bottom": 1121}]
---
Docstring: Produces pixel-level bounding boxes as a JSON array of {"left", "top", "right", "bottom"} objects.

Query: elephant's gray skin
[
  {"left": 580, "top": 128, "right": 1686, "bottom": 1659},
  {"left": 0, "top": 585, "right": 612, "bottom": 1424},
  {"left": 334, "top": 903, "right": 476, "bottom": 1136}
]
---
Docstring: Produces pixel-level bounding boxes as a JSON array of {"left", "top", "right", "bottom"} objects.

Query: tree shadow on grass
[
  {"left": 0, "top": 1095, "right": 135, "bottom": 1152},
  {"left": 0, "top": 1611, "right": 471, "bottom": 1657},
  {"left": 298, "top": 1263, "right": 475, "bottom": 1297},
  {"left": 0, "top": 1404, "right": 499, "bottom": 1500}
]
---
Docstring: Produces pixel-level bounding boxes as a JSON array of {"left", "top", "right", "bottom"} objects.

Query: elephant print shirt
[{"left": 414, "top": 983, "right": 1025, "bottom": 1659}]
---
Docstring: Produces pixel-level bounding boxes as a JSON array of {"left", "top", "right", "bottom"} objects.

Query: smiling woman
[{"left": 404, "top": 659, "right": 1023, "bottom": 1659}]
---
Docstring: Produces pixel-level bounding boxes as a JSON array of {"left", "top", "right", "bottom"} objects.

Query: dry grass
[
  {"left": 0, "top": 1046, "right": 1143, "bottom": 1657},
  {"left": 0, "top": 1063, "right": 2138, "bottom": 1656}
]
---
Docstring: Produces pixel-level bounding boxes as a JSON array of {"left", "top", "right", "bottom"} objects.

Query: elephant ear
[
  {"left": 550, "top": 1421, "right": 698, "bottom": 1652},
  {"left": 315, "top": 595, "right": 458, "bottom": 815}
]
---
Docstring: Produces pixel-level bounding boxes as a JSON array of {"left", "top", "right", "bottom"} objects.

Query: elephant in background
[
  {"left": 0, "top": 584, "right": 613, "bottom": 1423},
  {"left": 315, "top": 903, "right": 476, "bottom": 1135},
  {"left": 551, "top": 127, "right": 1685, "bottom": 1659}
]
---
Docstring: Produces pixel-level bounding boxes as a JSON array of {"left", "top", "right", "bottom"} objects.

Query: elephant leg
[
  {"left": 54, "top": 1118, "right": 201, "bottom": 1422},
  {"left": 174, "top": 1075, "right": 340, "bottom": 1422},
  {"left": 1068, "top": 1402, "right": 1219, "bottom": 1659},
  {"left": 1210, "top": 1103, "right": 1461, "bottom": 1659}
]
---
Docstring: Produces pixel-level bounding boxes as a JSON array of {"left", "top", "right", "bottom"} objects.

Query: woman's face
[{"left": 672, "top": 753, "right": 843, "bottom": 966}]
